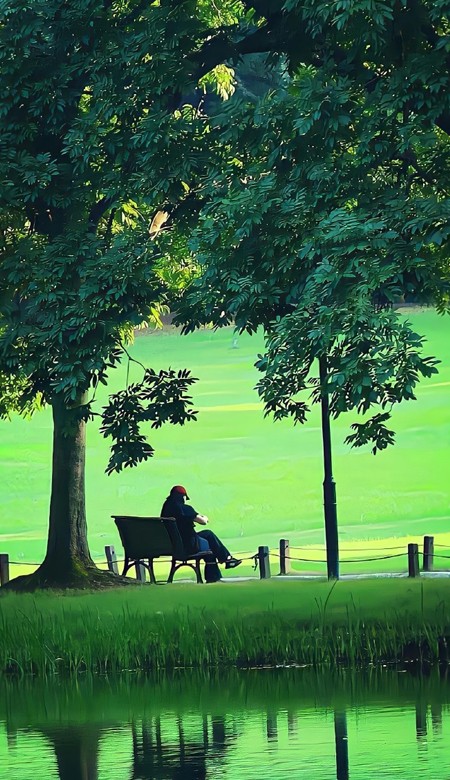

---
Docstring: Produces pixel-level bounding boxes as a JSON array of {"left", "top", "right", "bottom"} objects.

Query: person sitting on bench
[{"left": 161, "top": 485, "right": 242, "bottom": 583}]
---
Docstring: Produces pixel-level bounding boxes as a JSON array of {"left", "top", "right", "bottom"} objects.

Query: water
[{"left": 1, "top": 668, "right": 449, "bottom": 779}]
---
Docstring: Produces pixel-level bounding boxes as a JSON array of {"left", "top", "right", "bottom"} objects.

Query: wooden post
[
  {"left": 105, "top": 545, "right": 119, "bottom": 575},
  {"left": 423, "top": 536, "right": 434, "bottom": 572},
  {"left": 135, "top": 560, "right": 147, "bottom": 582},
  {"left": 258, "top": 546, "right": 271, "bottom": 579},
  {"left": 408, "top": 543, "right": 420, "bottom": 577},
  {"left": 279, "top": 539, "right": 291, "bottom": 575},
  {"left": 0, "top": 554, "right": 10, "bottom": 586}
]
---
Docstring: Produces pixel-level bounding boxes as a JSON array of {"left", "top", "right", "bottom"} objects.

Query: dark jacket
[{"left": 161, "top": 494, "right": 199, "bottom": 554}]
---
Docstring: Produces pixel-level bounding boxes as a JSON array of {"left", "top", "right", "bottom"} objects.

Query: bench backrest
[{"left": 113, "top": 516, "right": 186, "bottom": 560}]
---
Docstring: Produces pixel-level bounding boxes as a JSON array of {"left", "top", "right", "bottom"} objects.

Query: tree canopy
[
  {"left": 179, "top": 0, "right": 450, "bottom": 451},
  {"left": 0, "top": 0, "right": 252, "bottom": 586}
]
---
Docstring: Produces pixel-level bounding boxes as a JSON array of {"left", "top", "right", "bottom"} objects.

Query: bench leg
[
  {"left": 122, "top": 557, "right": 131, "bottom": 576},
  {"left": 167, "top": 559, "right": 205, "bottom": 584},
  {"left": 167, "top": 558, "right": 177, "bottom": 583},
  {"left": 148, "top": 558, "right": 156, "bottom": 585},
  {"left": 123, "top": 557, "right": 156, "bottom": 582},
  {"left": 194, "top": 559, "right": 203, "bottom": 584}
]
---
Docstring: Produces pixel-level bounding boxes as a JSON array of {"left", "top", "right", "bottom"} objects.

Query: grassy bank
[{"left": 1, "top": 579, "right": 449, "bottom": 675}]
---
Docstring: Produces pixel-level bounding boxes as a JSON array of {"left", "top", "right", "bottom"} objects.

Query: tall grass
[{"left": 1, "top": 579, "right": 449, "bottom": 675}]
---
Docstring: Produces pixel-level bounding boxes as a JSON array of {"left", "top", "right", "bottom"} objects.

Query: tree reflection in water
[
  {"left": 415, "top": 698, "right": 443, "bottom": 742},
  {"left": 2, "top": 669, "right": 449, "bottom": 780},
  {"left": 128, "top": 709, "right": 349, "bottom": 780},
  {"left": 5, "top": 707, "right": 350, "bottom": 780},
  {"left": 43, "top": 726, "right": 102, "bottom": 780},
  {"left": 334, "top": 711, "right": 349, "bottom": 780},
  {"left": 130, "top": 714, "right": 237, "bottom": 780}
]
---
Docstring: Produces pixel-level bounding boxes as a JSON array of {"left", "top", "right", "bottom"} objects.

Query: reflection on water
[
  {"left": 45, "top": 727, "right": 101, "bottom": 780},
  {"left": 130, "top": 714, "right": 237, "bottom": 780},
  {"left": 1, "top": 668, "right": 450, "bottom": 779},
  {"left": 334, "top": 711, "right": 349, "bottom": 780}
]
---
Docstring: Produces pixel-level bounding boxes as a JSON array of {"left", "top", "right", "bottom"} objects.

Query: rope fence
[
  {"left": 0, "top": 535, "right": 449, "bottom": 586},
  {"left": 289, "top": 544, "right": 408, "bottom": 552},
  {"left": 7, "top": 561, "right": 42, "bottom": 567},
  {"left": 273, "top": 552, "right": 408, "bottom": 564}
]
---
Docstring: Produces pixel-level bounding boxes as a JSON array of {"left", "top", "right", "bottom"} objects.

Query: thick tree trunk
[
  {"left": 39, "top": 393, "right": 94, "bottom": 583},
  {"left": 3, "top": 394, "right": 133, "bottom": 590}
]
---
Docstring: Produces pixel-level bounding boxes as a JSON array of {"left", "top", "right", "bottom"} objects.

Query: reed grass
[{"left": 0, "top": 579, "right": 449, "bottom": 675}]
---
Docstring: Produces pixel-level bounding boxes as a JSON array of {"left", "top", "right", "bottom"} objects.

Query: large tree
[
  {"left": 175, "top": 1, "right": 450, "bottom": 573},
  {"left": 180, "top": 0, "right": 450, "bottom": 447},
  {"left": 2, "top": 0, "right": 450, "bottom": 587},
  {"left": 0, "top": 0, "right": 256, "bottom": 589}
]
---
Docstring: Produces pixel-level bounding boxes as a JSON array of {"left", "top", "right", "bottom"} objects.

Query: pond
[{"left": 0, "top": 668, "right": 449, "bottom": 779}]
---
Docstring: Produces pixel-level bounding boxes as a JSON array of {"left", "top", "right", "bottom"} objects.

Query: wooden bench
[{"left": 112, "top": 515, "right": 212, "bottom": 584}]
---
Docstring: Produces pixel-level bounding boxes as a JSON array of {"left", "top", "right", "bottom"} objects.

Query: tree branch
[
  {"left": 88, "top": 196, "right": 116, "bottom": 232},
  {"left": 435, "top": 113, "right": 450, "bottom": 137}
]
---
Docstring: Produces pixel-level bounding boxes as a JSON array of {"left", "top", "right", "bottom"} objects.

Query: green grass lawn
[
  {"left": 0, "top": 308, "right": 449, "bottom": 575},
  {"left": 1, "top": 578, "right": 449, "bottom": 672},
  {"left": 1, "top": 576, "right": 447, "bottom": 623}
]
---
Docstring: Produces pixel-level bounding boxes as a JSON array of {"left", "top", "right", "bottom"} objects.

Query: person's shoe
[{"left": 225, "top": 557, "right": 242, "bottom": 569}]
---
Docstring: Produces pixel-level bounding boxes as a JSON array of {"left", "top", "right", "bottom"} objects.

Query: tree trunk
[
  {"left": 36, "top": 393, "right": 95, "bottom": 584},
  {"left": 4, "top": 394, "right": 131, "bottom": 590}
]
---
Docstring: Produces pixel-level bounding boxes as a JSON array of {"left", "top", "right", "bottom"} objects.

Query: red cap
[{"left": 171, "top": 485, "right": 190, "bottom": 500}]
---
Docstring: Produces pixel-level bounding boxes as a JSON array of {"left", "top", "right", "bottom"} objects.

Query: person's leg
[
  {"left": 197, "top": 534, "right": 222, "bottom": 583},
  {"left": 197, "top": 530, "right": 231, "bottom": 564},
  {"left": 197, "top": 530, "right": 242, "bottom": 569},
  {"left": 197, "top": 536, "right": 210, "bottom": 552}
]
